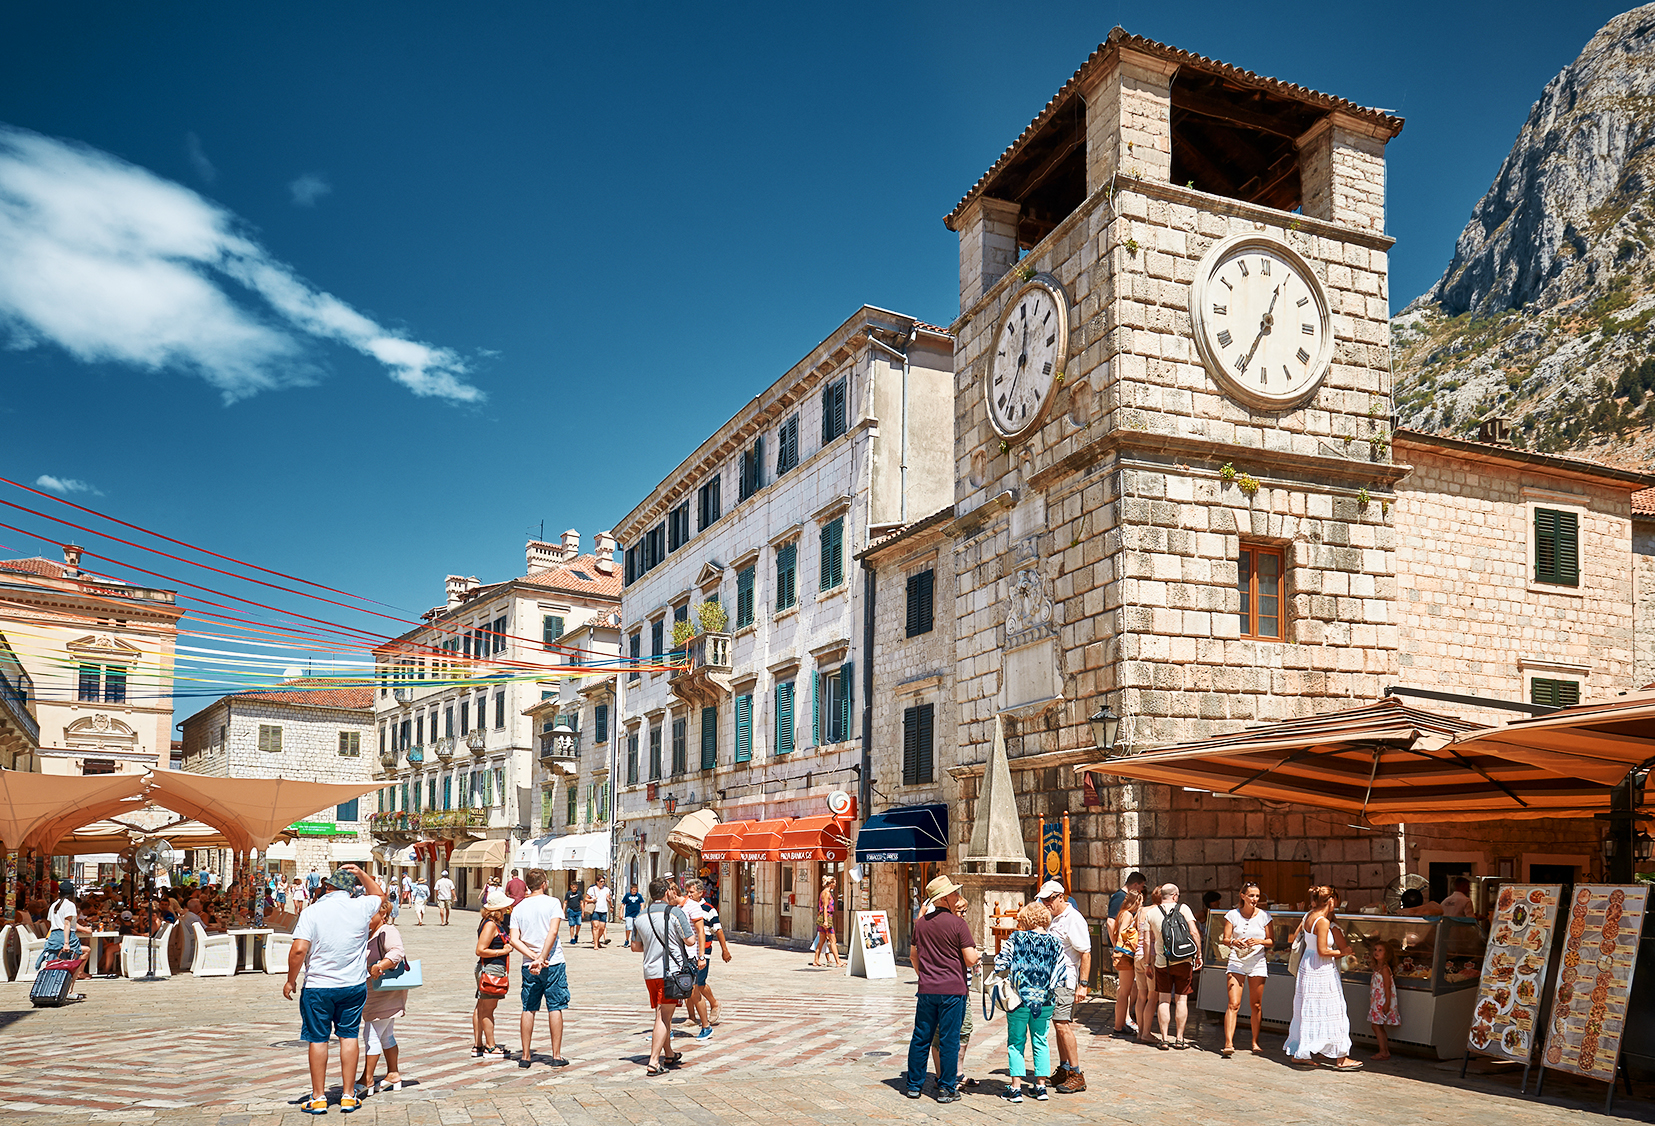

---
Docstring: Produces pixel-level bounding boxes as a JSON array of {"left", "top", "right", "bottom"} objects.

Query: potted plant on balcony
[{"left": 696, "top": 600, "right": 728, "bottom": 634}]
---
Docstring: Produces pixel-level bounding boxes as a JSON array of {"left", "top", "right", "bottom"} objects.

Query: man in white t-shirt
[
  {"left": 1440, "top": 877, "right": 1475, "bottom": 918},
  {"left": 283, "top": 865, "right": 384, "bottom": 1115},
  {"left": 508, "top": 869, "right": 569, "bottom": 1068},
  {"left": 435, "top": 870, "right": 456, "bottom": 925},
  {"left": 1038, "top": 880, "right": 1093, "bottom": 1094},
  {"left": 588, "top": 875, "right": 614, "bottom": 950}
]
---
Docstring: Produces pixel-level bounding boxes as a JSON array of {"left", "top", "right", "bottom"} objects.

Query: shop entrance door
[
  {"left": 1428, "top": 861, "right": 1476, "bottom": 904},
  {"left": 736, "top": 863, "right": 755, "bottom": 932},
  {"left": 1529, "top": 862, "right": 1577, "bottom": 889},
  {"left": 896, "top": 862, "right": 937, "bottom": 958},
  {"left": 779, "top": 864, "right": 795, "bottom": 937}
]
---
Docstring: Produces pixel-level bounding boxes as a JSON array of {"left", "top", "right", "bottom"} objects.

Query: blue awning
[{"left": 854, "top": 803, "right": 948, "bottom": 863}]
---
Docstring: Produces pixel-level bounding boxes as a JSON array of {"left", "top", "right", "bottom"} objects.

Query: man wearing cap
[
  {"left": 283, "top": 864, "right": 384, "bottom": 1115},
  {"left": 904, "top": 874, "right": 979, "bottom": 1103},
  {"left": 1038, "top": 881, "right": 1092, "bottom": 1094},
  {"left": 435, "top": 870, "right": 456, "bottom": 925}
]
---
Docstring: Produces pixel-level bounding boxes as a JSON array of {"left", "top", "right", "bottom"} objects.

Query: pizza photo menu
[
  {"left": 1541, "top": 884, "right": 1650, "bottom": 1083},
  {"left": 1468, "top": 884, "right": 1560, "bottom": 1060}
]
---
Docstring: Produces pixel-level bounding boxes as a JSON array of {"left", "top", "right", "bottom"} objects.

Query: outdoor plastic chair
[
  {"left": 264, "top": 931, "right": 296, "bottom": 975},
  {"left": 0, "top": 925, "right": 11, "bottom": 982},
  {"left": 121, "top": 923, "right": 174, "bottom": 979},
  {"left": 14, "top": 933, "right": 49, "bottom": 983},
  {"left": 189, "top": 922, "right": 237, "bottom": 977}
]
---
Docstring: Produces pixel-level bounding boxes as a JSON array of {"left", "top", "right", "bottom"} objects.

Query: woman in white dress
[
  {"left": 1284, "top": 885, "right": 1362, "bottom": 1070},
  {"left": 1220, "top": 881, "right": 1271, "bottom": 1057}
]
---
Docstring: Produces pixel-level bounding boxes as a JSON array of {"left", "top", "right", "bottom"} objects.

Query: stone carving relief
[
  {"left": 1004, "top": 534, "right": 1056, "bottom": 648},
  {"left": 64, "top": 714, "right": 139, "bottom": 752}
]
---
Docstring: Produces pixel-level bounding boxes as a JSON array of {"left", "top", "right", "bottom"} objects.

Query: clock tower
[{"left": 943, "top": 30, "right": 1405, "bottom": 910}]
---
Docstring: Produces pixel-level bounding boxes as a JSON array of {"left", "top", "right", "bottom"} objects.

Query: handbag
[
  {"left": 373, "top": 958, "right": 423, "bottom": 990},
  {"left": 1287, "top": 931, "right": 1306, "bottom": 975},
  {"left": 478, "top": 965, "right": 510, "bottom": 997},
  {"left": 649, "top": 910, "right": 697, "bottom": 1000}
]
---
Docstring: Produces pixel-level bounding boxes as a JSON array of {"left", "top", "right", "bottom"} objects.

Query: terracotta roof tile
[
  {"left": 228, "top": 678, "right": 376, "bottom": 710},
  {"left": 508, "top": 552, "right": 622, "bottom": 600},
  {"left": 1635, "top": 488, "right": 1655, "bottom": 516},
  {"left": 945, "top": 27, "right": 1405, "bottom": 230}
]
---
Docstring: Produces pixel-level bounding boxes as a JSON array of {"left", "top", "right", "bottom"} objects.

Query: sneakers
[
  {"left": 696, "top": 1026, "right": 713, "bottom": 1040},
  {"left": 904, "top": 1089, "right": 923, "bottom": 1100},
  {"left": 999, "top": 1087, "right": 1024, "bottom": 1104},
  {"left": 1054, "top": 1070, "right": 1086, "bottom": 1094},
  {"left": 1031, "top": 1086, "right": 1049, "bottom": 1102},
  {"left": 934, "top": 1088, "right": 961, "bottom": 1104}
]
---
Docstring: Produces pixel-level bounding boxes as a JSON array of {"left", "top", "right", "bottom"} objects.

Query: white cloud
[
  {"left": 288, "top": 172, "right": 331, "bottom": 207},
  {"left": 185, "top": 132, "right": 216, "bottom": 184},
  {"left": 35, "top": 474, "right": 101, "bottom": 496},
  {"left": 0, "top": 124, "right": 484, "bottom": 404}
]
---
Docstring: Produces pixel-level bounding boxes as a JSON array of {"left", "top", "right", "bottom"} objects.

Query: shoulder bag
[
  {"left": 370, "top": 931, "right": 423, "bottom": 991},
  {"left": 649, "top": 909, "right": 696, "bottom": 1001}
]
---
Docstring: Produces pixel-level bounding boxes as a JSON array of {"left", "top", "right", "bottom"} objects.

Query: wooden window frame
[{"left": 1237, "top": 542, "right": 1285, "bottom": 641}]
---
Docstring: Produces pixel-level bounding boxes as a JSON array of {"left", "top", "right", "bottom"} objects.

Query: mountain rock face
[{"left": 1395, "top": 4, "right": 1655, "bottom": 467}]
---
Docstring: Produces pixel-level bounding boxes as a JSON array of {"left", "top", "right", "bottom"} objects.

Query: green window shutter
[
  {"left": 820, "top": 518, "right": 844, "bottom": 591},
  {"left": 775, "top": 682, "right": 794, "bottom": 755},
  {"left": 839, "top": 661, "right": 854, "bottom": 742},
  {"left": 1535, "top": 509, "right": 1580, "bottom": 586},
  {"left": 701, "top": 706, "right": 717, "bottom": 770},
  {"left": 917, "top": 702, "right": 933, "bottom": 784},
  {"left": 902, "top": 706, "right": 919, "bottom": 786},
  {"left": 735, "top": 694, "right": 752, "bottom": 763},
  {"left": 543, "top": 615, "right": 564, "bottom": 647},
  {"left": 1556, "top": 510, "right": 1579, "bottom": 585},
  {"left": 811, "top": 668, "right": 821, "bottom": 746}
]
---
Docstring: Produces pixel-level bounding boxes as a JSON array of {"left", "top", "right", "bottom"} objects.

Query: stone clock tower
[{"left": 944, "top": 29, "right": 1405, "bottom": 910}]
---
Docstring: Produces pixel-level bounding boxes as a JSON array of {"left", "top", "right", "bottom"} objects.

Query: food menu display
[
  {"left": 1542, "top": 885, "right": 1649, "bottom": 1083},
  {"left": 1468, "top": 884, "right": 1560, "bottom": 1060}
]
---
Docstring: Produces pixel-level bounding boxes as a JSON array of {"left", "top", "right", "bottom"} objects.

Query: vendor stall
[{"left": 1196, "top": 911, "right": 1486, "bottom": 1058}]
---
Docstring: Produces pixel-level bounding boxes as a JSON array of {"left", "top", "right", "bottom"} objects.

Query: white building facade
[{"left": 613, "top": 306, "right": 953, "bottom": 943}]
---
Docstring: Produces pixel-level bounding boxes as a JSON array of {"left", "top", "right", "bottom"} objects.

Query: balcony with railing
[
  {"left": 405, "top": 745, "right": 424, "bottom": 765},
  {"left": 668, "top": 632, "right": 733, "bottom": 708},
  {"left": 466, "top": 731, "right": 487, "bottom": 757},
  {"left": 0, "top": 633, "right": 38, "bottom": 752},
  {"left": 433, "top": 736, "right": 457, "bottom": 762}
]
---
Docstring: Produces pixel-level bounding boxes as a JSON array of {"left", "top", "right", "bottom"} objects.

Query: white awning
[
  {"left": 331, "top": 842, "right": 373, "bottom": 863},
  {"left": 515, "top": 837, "right": 550, "bottom": 867},
  {"left": 534, "top": 831, "right": 611, "bottom": 871},
  {"left": 265, "top": 841, "right": 297, "bottom": 862}
]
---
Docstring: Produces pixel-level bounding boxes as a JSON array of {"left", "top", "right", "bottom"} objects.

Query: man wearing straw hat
[{"left": 903, "top": 874, "right": 980, "bottom": 1103}]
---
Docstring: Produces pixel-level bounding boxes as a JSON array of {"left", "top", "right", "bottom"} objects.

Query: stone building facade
[
  {"left": 926, "top": 29, "right": 1655, "bottom": 929},
  {"left": 0, "top": 548, "right": 182, "bottom": 775},
  {"left": 178, "top": 680, "right": 376, "bottom": 878},
  {"left": 1634, "top": 491, "right": 1655, "bottom": 688},
  {"left": 613, "top": 306, "right": 953, "bottom": 943},
  {"left": 370, "top": 533, "right": 621, "bottom": 898}
]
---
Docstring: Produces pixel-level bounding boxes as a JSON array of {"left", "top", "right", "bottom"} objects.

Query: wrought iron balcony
[
  {"left": 0, "top": 658, "right": 38, "bottom": 749},
  {"left": 668, "top": 631, "right": 733, "bottom": 708}
]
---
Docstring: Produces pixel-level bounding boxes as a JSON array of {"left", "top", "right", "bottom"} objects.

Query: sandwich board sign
[{"left": 848, "top": 910, "right": 896, "bottom": 979}]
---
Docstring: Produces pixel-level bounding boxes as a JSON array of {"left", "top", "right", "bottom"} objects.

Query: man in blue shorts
[
  {"left": 283, "top": 865, "right": 383, "bottom": 1114},
  {"left": 563, "top": 878, "right": 584, "bottom": 945},
  {"left": 510, "top": 869, "right": 569, "bottom": 1067},
  {"left": 621, "top": 882, "right": 645, "bottom": 944}
]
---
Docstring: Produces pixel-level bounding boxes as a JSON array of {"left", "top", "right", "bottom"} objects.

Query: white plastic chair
[
  {"left": 14, "top": 933, "right": 49, "bottom": 984},
  {"left": 0, "top": 925, "right": 12, "bottom": 983},
  {"left": 189, "top": 922, "right": 237, "bottom": 977},
  {"left": 264, "top": 931, "right": 297, "bottom": 975},
  {"left": 121, "top": 923, "right": 174, "bottom": 980}
]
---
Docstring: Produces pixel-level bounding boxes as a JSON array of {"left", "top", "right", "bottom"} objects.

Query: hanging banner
[
  {"left": 1540, "top": 884, "right": 1649, "bottom": 1086},
  {"left": 1467, "top": 884, "right": 1561, "bottom": 1061},
  {"left": 1041, "top": 820, "right": 1063, "bottom": 883},
  {"left": 847, "top": 910, "right": 896, "bottom": 979}
]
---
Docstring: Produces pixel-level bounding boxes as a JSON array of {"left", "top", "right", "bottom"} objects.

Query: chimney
[
  {"left": 525, "top": 540, "right": 561, "bottom": 574},
  {"left": 594, "top": 531, "right": 616, "bottom": 575},
  {"left": 561, "top": 529, "right": 580, "bottom": 561},
  {"left": 1477, "top": 417, "right": 1511, "bottom": 445},
  {"left": 62, "top": 544, "right": 83, "bottom": 577},
  {"left": 445, "top": 574, "right": 479, "bottom": 608}
]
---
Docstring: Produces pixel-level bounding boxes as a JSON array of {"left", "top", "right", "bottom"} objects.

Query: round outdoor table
[{"left": 226, "top": 928, "right": 272, "bottom": 973}]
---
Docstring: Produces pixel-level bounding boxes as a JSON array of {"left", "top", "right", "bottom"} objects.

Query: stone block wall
[{"left": 1634, "top": 517, "right": 1655, "bottom": 687}]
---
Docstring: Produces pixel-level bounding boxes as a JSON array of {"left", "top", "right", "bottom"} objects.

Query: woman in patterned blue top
[{"left": 999, "top": 901, "right": 1065, "bottom": 1103}]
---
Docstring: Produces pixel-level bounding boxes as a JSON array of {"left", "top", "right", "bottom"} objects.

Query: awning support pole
[
  {"left": 253, "top": 848, "right": 266, "bottom": 926},
  {"left": 3, "top": 846, "right": 16, "bottom": 923}
]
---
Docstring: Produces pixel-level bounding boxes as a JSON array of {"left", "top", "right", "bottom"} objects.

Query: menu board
[
  {"left": 1541, "top": 885, "right": 1650, "bottom": 1082},
  {"left": 1468, "top": 884, "right": 1560, "bottom": 1059}
]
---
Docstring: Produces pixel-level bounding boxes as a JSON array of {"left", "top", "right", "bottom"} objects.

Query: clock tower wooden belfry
[{"left": 943, "top": 29, "right": 1405, "bottom": 912}]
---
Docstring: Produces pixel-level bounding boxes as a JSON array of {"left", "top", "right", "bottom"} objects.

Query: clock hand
[{"left": 1237, "top": 284, "right": 1282, "bottom": 371}]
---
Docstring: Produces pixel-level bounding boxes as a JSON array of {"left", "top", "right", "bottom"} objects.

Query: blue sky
[{"left": 0, "top": 2, "right": 1634, "bottom": 721}]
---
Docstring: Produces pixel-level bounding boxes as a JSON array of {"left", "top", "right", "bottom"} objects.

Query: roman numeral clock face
[
  {"left": 1192, "top": 235, "right": 1332, "bottom": 410},
  {"left": 986, "top": 277, "right": 1069, "bottom": 441}
]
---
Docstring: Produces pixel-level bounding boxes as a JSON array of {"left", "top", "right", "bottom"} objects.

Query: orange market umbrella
[
  {"left": 1449, "top": 690, "right": 1655, "bottom": 786},
  {"left": 146, "top": 768, "right": 382, "bottom": 850}
]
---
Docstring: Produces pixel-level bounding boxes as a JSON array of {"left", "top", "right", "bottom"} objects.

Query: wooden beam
[{"left": 1172, "top": 86, "right": 1316, "bottom": 141}]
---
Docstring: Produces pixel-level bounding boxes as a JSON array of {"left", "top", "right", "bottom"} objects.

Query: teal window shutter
[
  {"left": 839, "top": 661, "right": 854, "bottom": 742},
  {"left": 776, "top": 681, "right": 794, "bottom": 755},
  {"left": 820, "top": 518, "right": 844, "bottom": 591},
  {"left": 700, "top": 706, "right": 717, "bottom": 769},
  {"left": 735, "top": 694, "right": 752, "bottom": 763},
  {"left": 811, "top": 669, "right": 821, "bottom": 746}
]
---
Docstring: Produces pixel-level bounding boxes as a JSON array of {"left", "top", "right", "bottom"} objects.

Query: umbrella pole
[
  {"left": 3, "top": 847, "right": 15, "bottom": 923},
  {"left": 253, "top": 848, "right": 266, "bottom": 926}
]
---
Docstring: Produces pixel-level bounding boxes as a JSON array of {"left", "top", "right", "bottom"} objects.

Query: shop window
[{"left": 1237, "top": 543, "right": 1283, "bottom": 640}]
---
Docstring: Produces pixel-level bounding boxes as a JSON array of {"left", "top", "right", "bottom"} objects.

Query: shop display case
[{"left": 1195, "top": 912, "right": 1487, "bottom": 1058}]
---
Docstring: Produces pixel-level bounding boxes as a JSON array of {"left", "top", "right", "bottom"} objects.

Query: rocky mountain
[{"left": 1394, "top": 4, "right": 1655, "bottom": 467}]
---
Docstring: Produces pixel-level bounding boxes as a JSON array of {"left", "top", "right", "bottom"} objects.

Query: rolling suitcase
[{"left": 30, "top": 954, "right": 84, "bottom": 1007}]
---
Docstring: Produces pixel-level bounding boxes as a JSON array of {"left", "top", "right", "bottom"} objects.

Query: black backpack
[{"left": 1161, "top": 903, "right": 1198, "bottom": 963}]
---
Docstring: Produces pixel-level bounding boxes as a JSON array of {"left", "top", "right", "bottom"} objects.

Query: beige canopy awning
[
  {"left": 1450, "top": 690, "right": 1655, "bottom": 786},
  {"left": 0, "top": 769, "right": 148, "bottom": 851},
  {"left": 49, "top": 815, "right": 283, "bottom": 856},
  {"left": 1074, "top": 697, "right": 1634, "bottom": 825},
  {"left": 667, "top": 809, "right": 718, "bottom": 858},
  {"left": 147, "top": 768, "right": 383, "bottom": 851},
  {"left": 450, "top": 838, "right": 509, "bottom": 868}
]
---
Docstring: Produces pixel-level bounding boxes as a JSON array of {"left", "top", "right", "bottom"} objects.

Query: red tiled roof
[
  {"left": 0, "top": 557, "right": 68, "bottom": 579},
  {"left": 1634, "top": 488, "right": 1655, "bottom": 516},
  {"left": 229, "top": 678, "right": 375, "bottom": 710},
  {"left": 507, "top": 552, "right": 622, "bottom": 600},
  {"left": 945, "top": 27, "right": 1405, "bottom": 230}
]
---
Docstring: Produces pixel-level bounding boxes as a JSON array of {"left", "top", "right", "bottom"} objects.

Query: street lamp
[
  {"left": 1089, "top": 702, "right": 1120, "bottom": 756},
  {"left": 1637, "top": 828, "right": 1654, "bottom": 864}
]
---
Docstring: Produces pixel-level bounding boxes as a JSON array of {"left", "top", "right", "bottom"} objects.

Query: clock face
[
  {"left": 986, "top": 277, "right": 1069, "bottom": 440},
  {"left": 1190, "top": 235, "right": 1332, "bottom": 409}
]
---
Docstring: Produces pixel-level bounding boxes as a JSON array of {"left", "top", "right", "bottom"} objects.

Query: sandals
[
  {"left": 1173, "top": 1040, "right": 1190, "bottom": 1050},
  {"left": 491, "top": 1045, "right": 512, "bottom": 1057},
  {"left": 300, "top": 1098, "right": 328, "bottom": 1115},
  {"left": 662, "top": 1050, "right": 684, "bottom": 1066},
  {"left": 1156, "top": 1039, "right": 1171, "bottom": 1051},
  {"left": 645, "top": 1063, "right": 667, "bottom": 1076},
  {"left": 1220, "top": 1047, "right": 1235, "bottom": 1058},
  {"left": 470, "top": 1045, "right": 486, "bottom": 1058},
  {"left": 1333, "top": 1060, "right": 1364, "bottom": 1072}
]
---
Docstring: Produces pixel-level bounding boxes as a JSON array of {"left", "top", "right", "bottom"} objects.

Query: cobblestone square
[{"left": 0, "top": 914, "right": 1649, "bottom": 1126}]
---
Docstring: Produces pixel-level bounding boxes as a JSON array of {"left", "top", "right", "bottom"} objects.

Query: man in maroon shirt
[
  {"left": 505, "top": 869, "right": 528, "bottom": 906},
  {"left": 904, "top": 875, "right": 980, "bottom": 1103}
]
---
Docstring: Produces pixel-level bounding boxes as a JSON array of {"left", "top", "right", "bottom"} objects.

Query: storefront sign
[
  {"left": 780, "top": 847, "right": 845, "bottom": 861},
  {"left": 1467, "top": 883, "right": 1560, "bottom": 1061},
  {"left": 858, "top": 850, "right": 904, "bottom": 863},
  {"left": 1540, "top": 884, "right": 1649, "bottom": 1086},
  {"left": 287, "top": 820, "right": 337, "bottom": 837},
  {"left": 848, "top": 910, "right": 896, "bottom": 979}
]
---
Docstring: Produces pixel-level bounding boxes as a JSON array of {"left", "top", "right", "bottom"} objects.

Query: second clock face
[
  {"left": 1191, "top": 235, "right": 1332, "bottom": 409},
  {"left": 988, "top": 277, "right": 1069, "bottom": 440}
]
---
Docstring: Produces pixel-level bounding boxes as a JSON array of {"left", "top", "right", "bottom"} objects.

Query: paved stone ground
[{"left": 0, "top": 910, "right": 1649, "bottom": 1125}]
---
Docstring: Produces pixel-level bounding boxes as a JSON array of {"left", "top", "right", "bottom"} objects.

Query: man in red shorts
[
  {"left": 1143, "top": 883, "right": 1202, "bottom": 1049},
  {"left": 631, "top": 876, "right": 698, "bottom": 1075}
]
